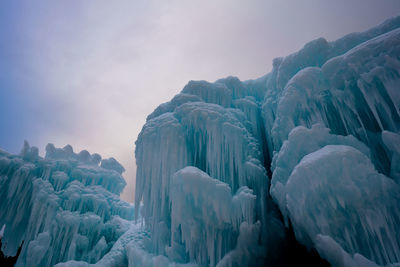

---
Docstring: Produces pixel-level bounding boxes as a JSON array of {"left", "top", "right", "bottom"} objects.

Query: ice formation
[
  {"left": 270, "top": 124, "right": 371, "bottom": 224},
  {"left": 135, "top": 84, "right": 270, "bottom": 265},
  {"left": 0, "top": 142, "right": 134, "bottom": 266},
  {"left": 271, "top": 125, "right": 400, "bottom": 265},
  {"left": 285, "top": 145, "right": 400, "bottom": 265},
  {"left": 1, "top": 16, "right": 400, "bottom": 267},
  {"left": 134, "top": 16, "right": 400, "bottom": 267},
  {"left": 168, "top": 167, "right": 259, "bottom": 266}
]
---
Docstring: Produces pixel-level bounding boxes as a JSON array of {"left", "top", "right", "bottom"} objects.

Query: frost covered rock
[{"left": 0, "top": 143, "right": 134, "bottom": 266}]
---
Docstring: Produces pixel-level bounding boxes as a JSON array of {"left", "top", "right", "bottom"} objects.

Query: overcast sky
[{"left": 0, "top": 0, "right": 399, "bottom": 202}]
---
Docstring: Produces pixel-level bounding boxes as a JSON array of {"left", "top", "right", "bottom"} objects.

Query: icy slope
[
  {"left": 135, "top": 16, "right": 400, "bottom": 267},
  {"left": 0, "top": 142, "right": 134, "bottom": 266}
]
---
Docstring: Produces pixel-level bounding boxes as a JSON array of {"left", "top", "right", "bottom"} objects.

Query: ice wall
[
  {"left": 271, "top": 126, "right": 400, "bottom": 265},
  {"left": 135, "top": 16, "right": 400, "bottom": 267},
  {"left": 263, "top": 19, "right": 400, "bottom": 176},
  {"left": 286, "top": 145, "right": 400, "bottom": 265},
  {"left": 135, "top": 76, "right": 270, "bottom": 265},
  {"left": 168, "top": 167, "right": 258, "bottom": 266},
  {"left": 0, "top": 142, "right": 134, "bottom": 266}
]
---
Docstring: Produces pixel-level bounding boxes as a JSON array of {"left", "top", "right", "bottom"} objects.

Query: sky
[{"left": 0, "top": 0, "right": 399, "bottom": 202}]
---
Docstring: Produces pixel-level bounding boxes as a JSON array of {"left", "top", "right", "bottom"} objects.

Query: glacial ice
[{"left": 1, "top": 15, "right": 400, "bottom": 267}]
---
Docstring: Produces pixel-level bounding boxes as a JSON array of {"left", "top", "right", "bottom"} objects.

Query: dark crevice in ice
[{"left": 0, "top": 239, "right": 23, "bottom": 267}]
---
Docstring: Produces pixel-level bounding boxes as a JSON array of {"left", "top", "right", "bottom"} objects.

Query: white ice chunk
[
  {"left": 285, "top": 145, "right": 400, "bottom": 265},
  {"left": 270, "top": 124, "right": 370, "bottom": 224},
  {"left": 168, "top": 167, "right": 258, "bottom": 266}
]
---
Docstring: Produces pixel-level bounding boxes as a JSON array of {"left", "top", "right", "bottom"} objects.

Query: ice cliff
[
  {"left": 134, "top": 16, "right": 400, "bottom": 267},
  {"left": 1, "top": 16, "right": 400, "bottom": 267}
]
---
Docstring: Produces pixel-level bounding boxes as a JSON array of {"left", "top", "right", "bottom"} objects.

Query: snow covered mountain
[{"left": 1, "top": 16, "right": 400, "bottom": 267}]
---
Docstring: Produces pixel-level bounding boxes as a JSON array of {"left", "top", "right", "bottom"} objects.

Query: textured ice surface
[
  {"left": 0, "top": 143, "right": 134, "bottom": 266},
  {"left": 1, "top": 16, "right": 400, "bottom": 267},
  {"left": 269, "top": 28, "right": 400, "bottom": 175},
  {"left": 134, "top": 16, "right": 400, "bottom": 267},
  {"left": 261, "top": 16, "right": 400, "bottom": 157},
  {"left": 135, "top": 99, "right": 269, "bottom": 262},
  {"left": 286, "top": 145, "right": 400, "bottom": 265},
  {"left": 168, "top": 167, "right": 258, "bottom": 266},
  {"left": 55, "top": 223, "right": 156, "bottom": 267},
  {"left": 270, "top": 124, "right": 370, "bottom": 224},
  {"left": 382, "top": 131, "right": 400, "bottom": 183}
]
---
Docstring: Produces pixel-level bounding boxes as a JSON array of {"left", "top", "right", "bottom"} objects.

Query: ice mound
[
  {"left": 270, "top": 124, "right": 370, "bottom": 224},
  {"left": 0, "top": 142, "right": 134, "bottom": 266},
  {"left": 285, "top": 145, "right": 400, "bottom": 265}
]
